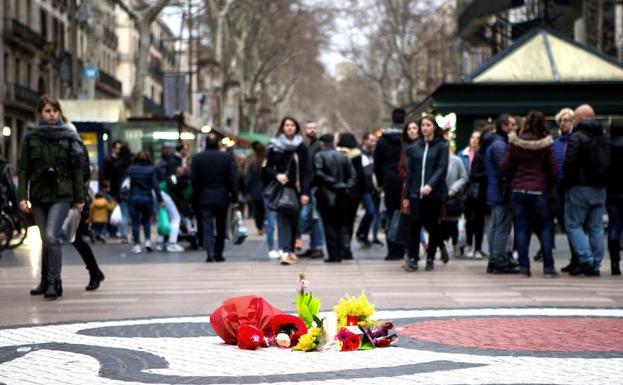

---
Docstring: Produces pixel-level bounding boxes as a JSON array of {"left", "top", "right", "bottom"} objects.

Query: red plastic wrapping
[
  {"left": 237, "top": 324, "right": 264, "bottom": 350},
  {"left": 210, "top": 295, "right": 283, "bottom": 344}
]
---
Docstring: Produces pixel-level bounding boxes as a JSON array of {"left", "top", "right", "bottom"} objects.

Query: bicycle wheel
[
  {"left": 0, "top": 212, "right": 14, "bottom": 251},
  {"left": 8, "top": 211, "right": 28, "bottom": 249}
]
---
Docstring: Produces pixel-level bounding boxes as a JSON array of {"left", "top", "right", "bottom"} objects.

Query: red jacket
[{"left": 501, "top": 132, "right": 556, "bottom": 193}]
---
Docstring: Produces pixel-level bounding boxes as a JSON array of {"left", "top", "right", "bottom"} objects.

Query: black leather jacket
[{"left": 313, "top": 147, "right": 356, "bottom": 207}]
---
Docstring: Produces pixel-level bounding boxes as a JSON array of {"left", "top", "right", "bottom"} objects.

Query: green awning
[{"left": 237, "top": 132, "right": 272, "bottom": 145}]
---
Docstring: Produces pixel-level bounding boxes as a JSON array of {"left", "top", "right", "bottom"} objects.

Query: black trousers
[
  {"left": 73, "top": 214, "right": 100, "bottom": 274},
  {"left": 465, "top": 200, "right": 485, "bottom": 251},
  {"left": 317, "top": 202, "right": 348, "bottom": 261},
  {"left": 441, "top": 220, "right": 459, "bottom": 244},
  {"left": 251, "top": 198, "right": 265, "bottom": 232},
  {"left": 344, "top": 195, "right": 361, "bottom": 254},
  {"left": 408, "top": 198, "right": 443, "bottom": 262},
  {"left": 384, "top": 183, "right": 405, "bottom": 259},
  {"left": 200, "top": 205, "right": 228, "bottom": 257}
]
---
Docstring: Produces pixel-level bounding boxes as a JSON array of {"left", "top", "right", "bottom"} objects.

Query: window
[
  {"left": 40, "top": 9, "right": 48, "bottom": 39},
  {"left": 3, "top": 53, "right": 8, "bottom": 84},
  {"left": 15, "top": 58, "right": 20, "bottom": 85},
  {"left": 26, "top": 63, "right": 31, "bottom": 88}
]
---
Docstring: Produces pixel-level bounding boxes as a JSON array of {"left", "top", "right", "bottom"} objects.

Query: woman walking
[
  {"left": 403, "top": 115, "right": 449, "bottom": 271},
  {"left": 126, "top": 150, "right": 163, "bottom": 254},
  {"left": 440, "top": 135, "right": 468, "bottom": 262},
  {"left": 607, "top": 119, "right": 623, "bottom": 275},
  {"left": 245, "top": 142, "right": 267, "bottom": 236},
  {"left": 398, "top": 120, "right": 423, "bottom": 263},
  {"left": 264, "top": 117, "right": 310, "bottom": 265},
  {"left": 18, "top": 96, "right": 86, "bottom": 299},
  {"left": 501, "top": 111, "right": 558, "bottom": 277}
]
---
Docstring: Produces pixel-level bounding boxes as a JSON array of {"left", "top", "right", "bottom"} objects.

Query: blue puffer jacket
[
  {"left": 552, "top": 132, "right": 570, "bottom": 187},
  {"left": 483, "top": 131, "right": 509, "bottom": 206}
]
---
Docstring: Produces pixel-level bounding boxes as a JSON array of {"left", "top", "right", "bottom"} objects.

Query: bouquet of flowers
[{"left": 292, "top": 273, "right": 325, "bottom": 351}]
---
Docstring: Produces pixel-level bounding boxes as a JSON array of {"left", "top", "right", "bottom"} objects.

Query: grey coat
[{"left": 446, "top": 154, "right": 468, "bottom": 194}]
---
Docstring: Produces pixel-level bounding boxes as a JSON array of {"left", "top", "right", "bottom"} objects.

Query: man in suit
[
  {"left": 313, "top": 134, "right": 356, "bottom": 262},
  {"left": 191, "top": 134, "right": 239, "bottom": 262}
]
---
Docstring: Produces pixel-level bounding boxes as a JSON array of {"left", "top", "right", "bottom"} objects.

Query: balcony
[
  {"left": 143, "top": 96, "right": 165, "bottom": 116},
  {"left": 3, "top": 18, "right": 46, "bottom": 52},
  {"left": 96, "top": 70, "right": 122, "bottom": 96},
  {"left": 5, "top": 83, "right": 41, "bottom": 111},
  {"left": 103, "top": 27, "right": 118, "bottom": 50}
]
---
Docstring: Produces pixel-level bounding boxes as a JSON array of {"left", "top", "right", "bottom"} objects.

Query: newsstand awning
[{"left": 59, "top": 99, "right": 127, "bottom": 123}]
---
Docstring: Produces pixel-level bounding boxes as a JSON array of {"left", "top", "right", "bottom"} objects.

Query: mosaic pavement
[{"left": 1, "top": 307, "right": 622, "bottom": 385}]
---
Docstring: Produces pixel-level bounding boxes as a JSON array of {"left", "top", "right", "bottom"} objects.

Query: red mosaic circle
[{"left": 401, "top": 317, "right": 623, "bottom": 352}]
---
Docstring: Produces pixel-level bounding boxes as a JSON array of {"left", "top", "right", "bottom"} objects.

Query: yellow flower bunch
[
  {"left": 333, "top": 291, "right": 375, "bottom": 328},
  {"left": 292, "top": 327, "right": 323, "bottom": 352}
]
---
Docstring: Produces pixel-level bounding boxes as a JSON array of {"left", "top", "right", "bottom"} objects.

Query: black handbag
[
  {"left": 387, "top": 210, "right": 410, "bottom": 245},
  {"left": 270, "top": 185, "right": 300, "bottom": 215}
]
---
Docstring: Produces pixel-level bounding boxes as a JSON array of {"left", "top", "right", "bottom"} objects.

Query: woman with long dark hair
[
  {"left": 501, "top": 111, "right": 558, "bottom": 277},
  {"left": 264, "top": 117, "right": 310, "bottom": 265},
  {"left": 126, "top": 150, "right": 163, "bottom": 254},
  {"left": 403, "top": 115, "right": 449, "bottom": 271},
  {"left": 607, "top": 119, "right": 623, "bottom": 275},
  {"left": 245, "top": 142, "right": 267, "bottom": 235},
  {"left": 18, "top": 95, "right": 86, "bottom": 299}
]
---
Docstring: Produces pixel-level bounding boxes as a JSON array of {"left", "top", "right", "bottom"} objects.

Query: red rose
[{"left": 268, "top": 314, "right": 308, "bottom": 347}]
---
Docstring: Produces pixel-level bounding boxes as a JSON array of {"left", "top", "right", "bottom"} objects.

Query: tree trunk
[
  {"left": 131, "top": 21, "right": 151, "bottom": 116},
  {"left": 81, "top": 0, "right": 105, "bottom": 99}
]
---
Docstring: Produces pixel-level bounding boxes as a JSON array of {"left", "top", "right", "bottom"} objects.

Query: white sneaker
[
  {"left": 464, "top": 246, "right": 474, "bottom": 258},
  {"left": 268, "top": 250, "right": 280, "bottom": 259},
  {"left": 145, "top": 240, "right": 153, "bottom": 252},
  {"left": 473, "top": 250, "right": 485, "bottom": 260},
  {"left": 131, "top": 245, "right": 142, "bottom": 254},
  {"left": 155, "top": 243, "right": 165, "bottom": 252},
  {"left": 166, "top": 244, "right": 185, "bottom": 252}
]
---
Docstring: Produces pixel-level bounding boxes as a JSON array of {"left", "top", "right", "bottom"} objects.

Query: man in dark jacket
[
  {"left": 563, "top": 105, "right": 608, "bottom": 276},
  {"left": 374, "top": 108, "right": 406, "bottom": 260},
  {"left": 191, "top": 134, "right": 239, "bottom": 262},
  {"left": 314, "top": 134, "right": 356, "bottom": 262},
  {"left": 484, "top": 114, "right": 519, "bottom": 274}
]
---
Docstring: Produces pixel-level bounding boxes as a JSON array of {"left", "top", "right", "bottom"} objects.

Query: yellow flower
[
  {"left": 333, "top": 291, "right": 375, "bottom": 328},
  {"left": 292, "top": 327, "right": 323, "bottom": 352}
]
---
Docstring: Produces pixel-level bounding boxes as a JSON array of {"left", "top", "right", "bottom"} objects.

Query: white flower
[{"left": 276, "top": 333, "right": 291, "bottom": 348}]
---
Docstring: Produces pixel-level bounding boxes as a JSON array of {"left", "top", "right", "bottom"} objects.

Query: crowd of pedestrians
[{"left": 15, "top": 95, "right": 623, "bottom": 300}]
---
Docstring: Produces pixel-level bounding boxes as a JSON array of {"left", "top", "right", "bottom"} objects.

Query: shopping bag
[
  {"left": 62, "top": 208, "right": 82, "bottom": 243},
  {"left": 157, "top": 206, "right": 171, "bottom": 236},
  {"left": 230, "top": 210, "right": 248, "bottom": 245},
  {"left": 109, "top": 204, "right": 122, "bottom": 226},
  {"left": 387, "top": 211, "right": 410, "bottom": 245}
]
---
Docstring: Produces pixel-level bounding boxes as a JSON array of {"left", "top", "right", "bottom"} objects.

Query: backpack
[{"left": 589, "top": 134, "right": 611, "bottom": 186}]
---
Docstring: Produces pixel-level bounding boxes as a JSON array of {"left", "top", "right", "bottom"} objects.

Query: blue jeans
[
  {"left": 511, "top": 192, "right": 555, "bottom": 272},
  {"left": 119, "top": 200, "right": 129, "bottom": 238},
  {"left": 357, "top": 192, "right": 380, "bottom": 241},
  {"left": 488, "top": 204, "right": 513, "bottom": 267},
  {"left": 565, "top": 186, "right": 606, "bottom": 268},
  {"left": 128, "top": 196, "right": 153, "bottom": 245},
  {"left": 298, "top": 191, "right": 324, "bottom": 249},
  {"left": 264, "top": 196, "right": 281, "bottom": 251}
]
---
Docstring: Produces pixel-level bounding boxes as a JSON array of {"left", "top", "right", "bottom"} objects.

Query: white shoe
[
  {"left": 145, "top": 240, "right": 153, "bottom": 252},
  {"left": 473, "top": 250, "right": 485, "bottom": 260},
  {"left": 155, "top": 243, "right": 165, "bottom": 252},
  {"left": 131, "top": 245, "right": 142, "bottom": 254},
  {"left": 166, "top": 244, "right": 185, "bottom": 252},
  {"left": 464, "top": 246, "right": 474, "bottom": 258},
  {"left": 268, "top": 250, "right": 280, "bottom": 259}
]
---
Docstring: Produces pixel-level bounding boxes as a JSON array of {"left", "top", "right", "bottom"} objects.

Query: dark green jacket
[{"left": 17, "top": 126, "right": 85, "bottom": 204}]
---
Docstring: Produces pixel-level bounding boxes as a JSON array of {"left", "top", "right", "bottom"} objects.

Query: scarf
[
  {"left": 268, "top": 134, "right": 304, "bottom": 152},
  {"left": 36, "top": 119, "right": 84, "bottom": 155}
]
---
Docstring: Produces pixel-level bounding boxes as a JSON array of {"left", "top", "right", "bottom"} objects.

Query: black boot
[
  {"left": 609, "top": 240, "right": 621, "bottom": 276},
  {"left": 44, "top": 279, "right": 63, "bottom": 300},
  {"left": 30, "top": 277, "right": 47, "bottom": 296},
  {"left": 561, "top": 255, "right": 579, "bottom": 273},
  {"left": 86, "top": 269, "right": 105, "bottom": 291}
]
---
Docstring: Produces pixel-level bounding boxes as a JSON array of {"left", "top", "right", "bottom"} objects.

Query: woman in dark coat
[
  {"left": 403, "top": 115, "right": 449, "bottom": 272},
  {"left": 264, "top": 117, "right": 311, "bottom": 265}
]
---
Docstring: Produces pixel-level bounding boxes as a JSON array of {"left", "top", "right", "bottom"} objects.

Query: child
[{"left": 89, "top": 192, "right": 116, "bottom": 242}]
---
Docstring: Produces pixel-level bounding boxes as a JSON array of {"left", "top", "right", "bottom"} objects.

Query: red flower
[
  {"left": 268, "top": 314, "right": 308, "bottom": 347},
  {"left": 336, "top": 329, "right": 361, "bottom": 351},
  {"left": 237, "top": 324, "right": 264, "bottom": 350}
]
